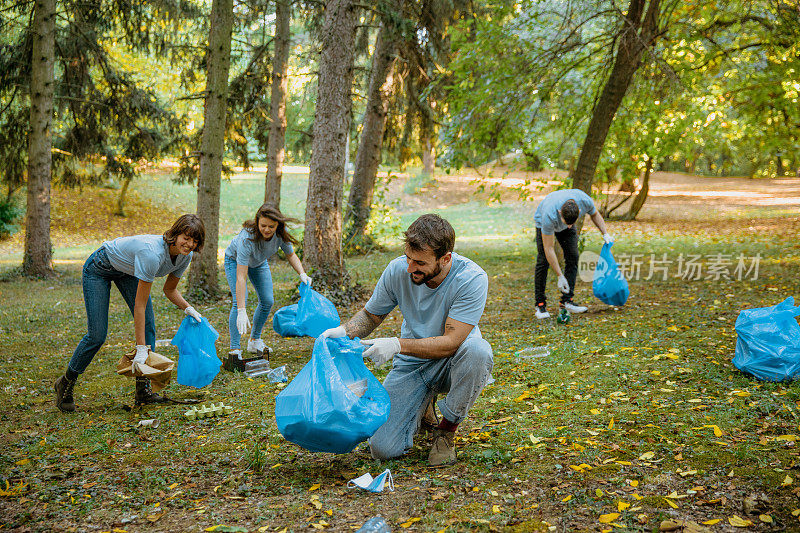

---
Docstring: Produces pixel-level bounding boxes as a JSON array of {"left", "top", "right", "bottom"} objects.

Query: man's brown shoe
[
  {"left": 54, "top": 375, "right": 77, "bottom": 412},
  {"left": 428, "top": 429, "right": 457, "bottom": 466}
]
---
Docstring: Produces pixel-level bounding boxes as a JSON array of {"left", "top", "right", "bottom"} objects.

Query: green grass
[{"left": 1, "top": 171, "right": 800, "bottom": 531}]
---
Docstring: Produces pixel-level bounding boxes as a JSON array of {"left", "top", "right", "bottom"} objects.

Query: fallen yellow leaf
[
  {"left": 599, "top": 513, "right": 620, "bottom": 523},
  {"left": 492, "top": 505, "right": 501, "bottom": 513},
  {"left": 664, "top": 498, "right": 678, "bottom": 509},
  {"left": 608, "top": 418, "right": 615, "bottom": 430},
  {"left": 399, "top": 517, "right": 421, "bottom": 528},
  {"left": 562, "top": 495, "right": 572, "bottom": 502},
  {"left": 596, "top": 489, "right": 604, "bottom": 497},
  {"left": 617, "top": 501, "right": 630, "bottom": 512},
  {"left": 309, "top": 484, "right": 321, "bottom": 491},
  {"left": 639, "top": 451, "right": 655, "bottom": 461},
  {"left": 782, "top": 475, "right": 793, "bottom": 487},
  {"left": 702, "top": 519, "right": 721, "bottom": 525},
  {"left": 759, "top": 514, "right": 773, "bottom": 523},
  {"left": 728, "top": 515, "right": 754, "bottom": 527}
]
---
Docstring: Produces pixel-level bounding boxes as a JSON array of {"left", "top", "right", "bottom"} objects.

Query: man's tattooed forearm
[{"left": 345, "top": 309, "right": 384, "bottom": 338}]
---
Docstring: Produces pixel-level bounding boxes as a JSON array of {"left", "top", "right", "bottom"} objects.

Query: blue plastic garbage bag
[
  {"left": 732, "top": 297, "right": 800, "bottom": 382},
  {"left": 593, "top": 242, "right": 630, "bottom": 306},
  {"left": 172, "top": 317, "right": 221, "bottom": 388},
  {"left": 272, "top": 283, "right": 340, "bottom": 337},
  {"left": 275, "top": 336, "right": 391, "bottom": 454}
]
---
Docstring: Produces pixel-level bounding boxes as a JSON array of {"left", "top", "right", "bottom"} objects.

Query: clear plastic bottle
[
  {"left": 356, "top": 516, "right": 391, "bottom": 532},
  {"left": 515, "top": 345, "right": 550, "bottom": 359},
  {"left": 243, "top": 359, "right": 270, "bottom": 377}
]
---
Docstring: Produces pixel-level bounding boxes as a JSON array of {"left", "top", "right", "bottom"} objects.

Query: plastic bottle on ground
[{"left": 356, "top": 516, "right": 391, "bottom": 532}]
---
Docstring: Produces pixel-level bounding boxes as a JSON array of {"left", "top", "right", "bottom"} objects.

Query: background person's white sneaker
[
  {"left": 563, "top": 301, "right": 588, "bottom": 313},
  {"left": 247, "top": 338, "right": 268, "bottom": 354},
  {"left": 535, "top": 304, "right": 551, "bottom": 319}
]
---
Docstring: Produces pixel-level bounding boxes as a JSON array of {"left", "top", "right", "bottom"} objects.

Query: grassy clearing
[{"left": 1, "top": 170, "right": 799, "bottom": 532}]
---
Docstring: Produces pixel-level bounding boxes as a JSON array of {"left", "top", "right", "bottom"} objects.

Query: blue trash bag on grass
[
  {"left": 732, "top": 297, "right": 800, "bottom": 382},
  {"left": 272, "top": 282, "right": 340, "bottom": 337},
  {"left": 275, "top": 336, "right": 391, "bottom": 454},
  {"left": 172, "top": 317, "right": 221, "bottom": 388},
  {"left": 593, "top": 242, "right": 630, "bottom": 306}
]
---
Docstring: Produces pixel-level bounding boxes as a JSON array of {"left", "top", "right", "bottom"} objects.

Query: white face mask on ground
[{"left": 347, "top": 469, "right": 394, "bottom": 493}]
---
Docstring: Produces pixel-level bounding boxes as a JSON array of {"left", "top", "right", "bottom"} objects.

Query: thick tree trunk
[
  {"left": 570, "top": 0, "right": 661, "bottom": 195},
  {"left": 304, "top": 0, "right": 357, "bottom": 286},
  {"left": 23, "top": 0, "right": 56, "bottom": 278},
  {"left": 264, "top": 0, "right": 291, "bottom": 208},
  {"left": 345, "top": 25, "right": 398, "bottom": 241},
  {"left": 189, "top": 0, "right": 233, "bottom": 298}
]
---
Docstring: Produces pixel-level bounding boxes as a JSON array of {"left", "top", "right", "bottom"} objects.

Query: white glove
[
  {"left": 321, "top": 325, "right": 347, "bottom": 339},
  {"left": 300, "top": 273, "right": 312, "bottom": 286},
  {"left": 557, "top": 275, "right": 570, "bottom": 294},
  {"left": 184, "top": 305, "right": 202, "bottom": 323},
  {"left": 361, "top": 337, "right": 401, "bottom": 368},
  {"left": 132, "top": 345, "right": 149, "bottom": 370},
  {"left": 236, "top": 308, "right": 250, "bottom": 336},
  {"left": 603, "top": 233, "right": 614, "bottom": 245}
]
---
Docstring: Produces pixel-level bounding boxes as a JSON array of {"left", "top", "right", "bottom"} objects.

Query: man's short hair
[
  {"left": 403, "top": 214, "right": 455, "bottom": 259},
  {"left": 561, "top": 199, "right": 580, "bottom": 225}
]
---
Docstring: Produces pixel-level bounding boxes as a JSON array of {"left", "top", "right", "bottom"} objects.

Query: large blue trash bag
[
  {"left": 172, "top": 317, "right": 221, "bottom": 388},
  {"left": 275, "top": 336, "right": 391, "bottom": 454},
  {"left": 732, "top": 297, "right": 800, "bottom": 382},
  {"left": 593, "top": 242, "right": 630, "bottom": 306},
  {"left": 272, "top": 283, "right": 340, "bottom": 337}
]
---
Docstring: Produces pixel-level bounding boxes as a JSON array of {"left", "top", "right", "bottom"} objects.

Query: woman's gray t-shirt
[{"left": 224, "top": 228, "right": 294, "bottom": 267}]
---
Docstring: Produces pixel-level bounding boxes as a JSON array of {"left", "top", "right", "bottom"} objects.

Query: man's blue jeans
[
  {"left": 369, "top": 334, "right": 494, "bottom": 459},
  {"left": 224, "top": 257, "right": 274, "bottom": 349},
  {"left": 68, "top": 247, "right": 155, "bottom": 375}
]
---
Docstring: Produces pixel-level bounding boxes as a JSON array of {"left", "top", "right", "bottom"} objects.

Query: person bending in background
[
  {"left": 323, "top": 214, "right": 493, "bottom": 466},
  {"left": 55, "top": 214, "right": 206, "bottom": 411},
  {"left": 533, "top": 188, "right": 613, "bottom": 319},
  {"left": 224, "top": 204, "right": 310, "bottom": 361}
]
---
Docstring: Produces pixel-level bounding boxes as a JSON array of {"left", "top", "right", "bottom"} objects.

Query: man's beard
[{"left": 409, "top": 264, "right": 442, "bottom": 286}]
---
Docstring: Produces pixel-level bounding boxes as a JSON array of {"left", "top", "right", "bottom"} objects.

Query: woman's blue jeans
[
  {"left": 68, "top": 247, "right": 155, "bottom": 375},
  {"left": 224, "top": 257, "right": 274, "bottom": 349}
]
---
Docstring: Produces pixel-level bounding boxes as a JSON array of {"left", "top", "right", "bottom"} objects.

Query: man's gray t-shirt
[
  {"left": 102, "top": 235, "right": 192, "bottom": 283},
  {"left": 534, "top": 189, "right": 597, "bottom": 234},
  {"left": 365, "top": 253, "right": 488, "bottom": 341},
  {"left": 224, "top": 228, "right": 294, "bottom": 267}
]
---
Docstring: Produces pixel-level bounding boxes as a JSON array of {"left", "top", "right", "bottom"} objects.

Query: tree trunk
[
  {"left": 304, "top": 0, "right": 358, "bottom": 287},
  {"left": 189, "top": 0, "right": 233, "bottom": 299},
  {"left": 618, "top": 156, "right": 652, "bottom": 221},
  {"left": 23, "top": 0, "right": 56, "bottom": 278},
  {"left": 114, "top": 175, "right": 132, "bottom": 217},
  {"left": 570, "top": 0, "right": 661, "bottom": 195},
  {"left": 264, "top": 0, "right": 291, "bottom": 208},
  {"left": 345, "top": 25, "right": 398, "bottom": 241}
]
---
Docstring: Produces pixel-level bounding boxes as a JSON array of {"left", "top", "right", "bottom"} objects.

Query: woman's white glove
[
  {"left": 557, "top": 275, "right": 570, "bottom": 294},
  {"left": 300, "top": 273, "right": 312, "bottom": 285},
  {"left": 361, "top": 337, "right": 401, "bottom": 368},
  {"left": 132, "top": 345, "right": 149, "bottom": 372},
  {"left": 321, "top": 325, "right": 347, "bottom": 339},
  {"left": 236, "top": 308, "right": 250, "bottom": 335},
  {"left": 184, "top": 305, "right": 202, "bottom": 323},
  {"left": 603, "top": 233, "right": 615, "bottom": 245}
]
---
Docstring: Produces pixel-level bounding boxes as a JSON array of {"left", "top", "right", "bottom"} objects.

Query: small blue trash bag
[
  {"left": 593, "top": 242, "right": 630, "bottom": 306},
  {"left": 172, "top": 317, "right": 221, "bottom": 388},
  {"left": 732, "top": 297, "right": 800, "bottom": 382},
  {"left": 272, "top": 282, "right": 340, "bottom": 337},
  {"left": 275, "top": 336, "right": 391, "bottom": 454}
]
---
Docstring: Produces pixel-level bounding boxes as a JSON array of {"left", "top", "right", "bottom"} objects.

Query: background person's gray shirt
[
  {"left": 365, "top": 253, "right": 488, "bottom": 342},
  {"left": 534, "top": 189, "right": 597, "bottom": 235},
  {"left": 102, "top": 235, "right": 192, "bottom": 283},
  {"left": 224, "top": 228, "right": 294, "bottom": 268}
]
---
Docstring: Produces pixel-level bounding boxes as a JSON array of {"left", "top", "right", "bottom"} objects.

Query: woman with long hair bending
[{"left": 224, "top": 204, "right": 310, "bottom": 361}]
